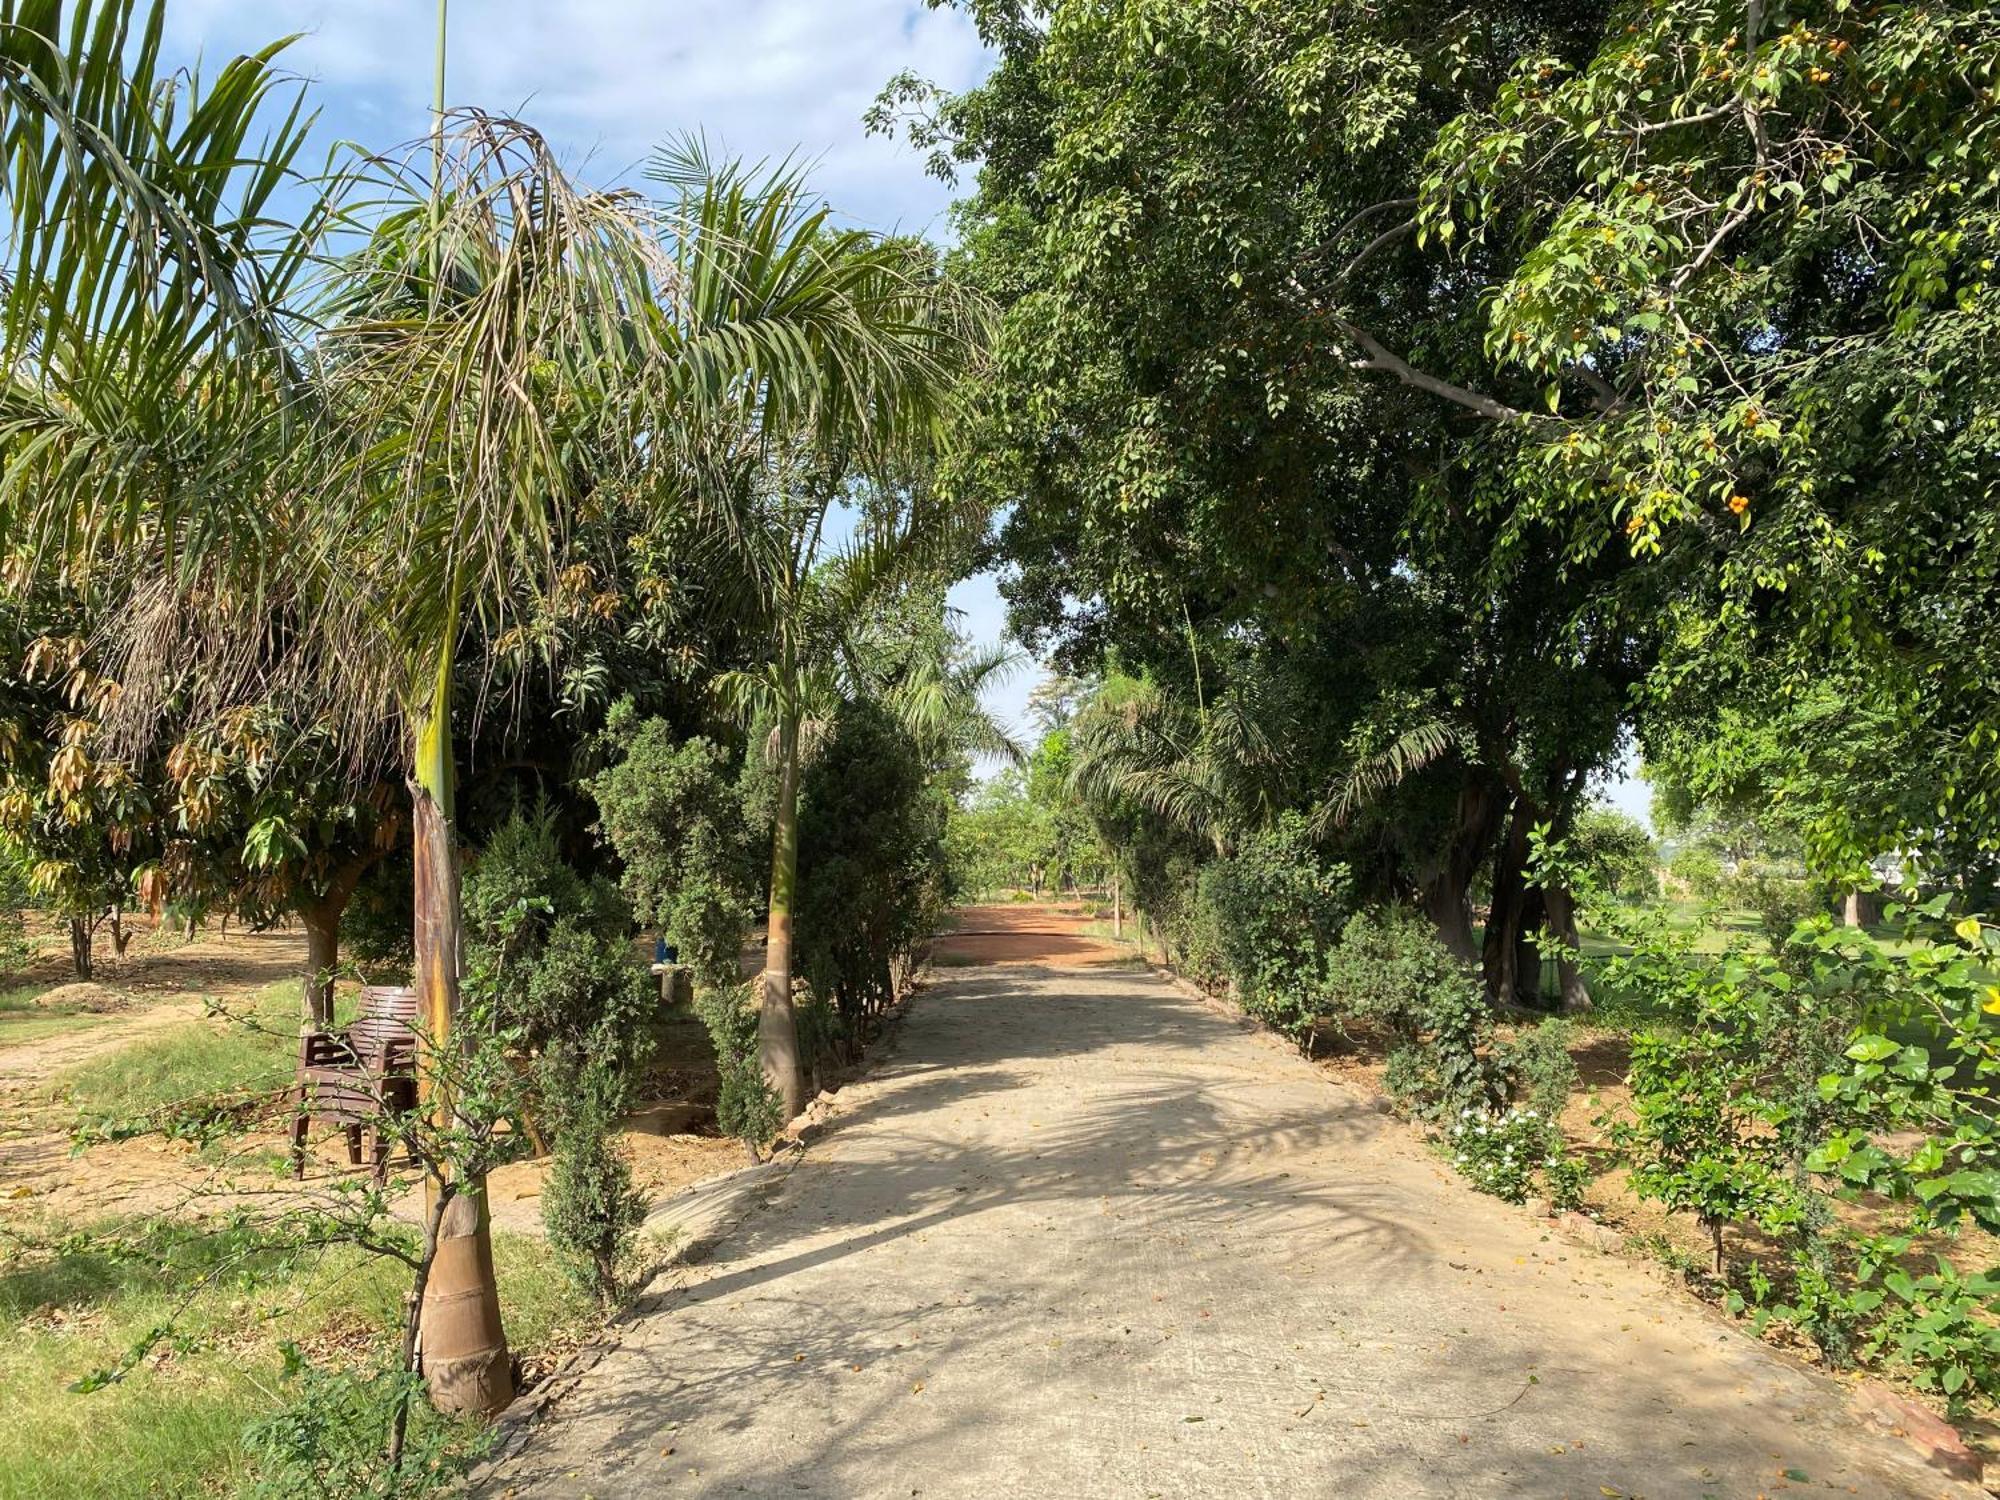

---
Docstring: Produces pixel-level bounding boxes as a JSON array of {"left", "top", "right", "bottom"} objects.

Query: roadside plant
[
  {"left": 694, "top": 984, "right": 784, "bottom": 1161},
  {"left": 462, "top": 806, "right": 656, "bottom": 1100},
  {"left": 1446, "top": 1104, "right": 1587, "bottom": 1211},
  {"left": 1328, "top": 906, "right": 1504, "bottom": 1122},
  {"left": 1195, "top": 812, "right": 1351, "bottom": 1047},
  {"left": 541, "top": 1060, "right": 648, "bottom": 1307},
  {"left": 1497, "top": 1018, "right": 1579, "bottom": 1121},
  {"left": 241, "top": 1345, "right": 480, "bottom": 1500},
  {"left": 587, "top": 711, "right": 760, "bottom": 991}
]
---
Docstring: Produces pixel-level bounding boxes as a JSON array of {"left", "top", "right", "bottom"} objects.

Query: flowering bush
[{"left": 1448, "top": 1107, "right": 1582, "bottom": 1208}]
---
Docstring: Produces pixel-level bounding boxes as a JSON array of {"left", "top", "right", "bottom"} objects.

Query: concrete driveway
[{"left": 482, "top": 959, "right": 1981, "bottom": 1499}]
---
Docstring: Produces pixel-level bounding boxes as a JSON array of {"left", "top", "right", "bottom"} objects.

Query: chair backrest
[{"left": 349, "top": 984, "right": 420, "bottom": 1066}]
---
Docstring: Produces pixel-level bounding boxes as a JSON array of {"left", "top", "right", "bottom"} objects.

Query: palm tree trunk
[
  {"left": 409, "top": 638, "right": 512, "bottom": 1416},
  {"left": 760, "top": 712, "right": 805, "bottom": 1122}
]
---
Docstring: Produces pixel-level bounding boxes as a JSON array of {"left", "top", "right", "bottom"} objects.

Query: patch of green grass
[
  {"left": 54, "top": 985, "right": 299, "bottom": 1130},
  {"left": 0, "top": 981, "right": 117, "bottom": 1046},
  {"left": 0, "top": 1216, "right": 594, "bottom": 1500}
]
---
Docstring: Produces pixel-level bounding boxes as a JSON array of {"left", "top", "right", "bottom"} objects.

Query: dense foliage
[{"left": 794, "top": 698, "right": 955, "bottom": 1039}]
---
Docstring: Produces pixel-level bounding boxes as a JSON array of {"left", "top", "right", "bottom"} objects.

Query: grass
[
  {"left": 0, "top": 1214, "right": 595, "bottom": 1500},
  {"left": 54, "top": 984, "right": 299, "bottom": 1131},
  {"left": 0, "top": 980, "right": 121, "bottom": 1047}
]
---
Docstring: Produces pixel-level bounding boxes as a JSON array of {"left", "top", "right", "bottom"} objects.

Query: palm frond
[{"left": 1312, "top": 717, "right": 1464, "bottom": 836}]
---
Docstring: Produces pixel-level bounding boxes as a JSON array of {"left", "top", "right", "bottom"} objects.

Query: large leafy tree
[
  {"left": 890, "top": 0, "right": 2000, "bottom": 986},
  {"left": 879, "top": 0, "right": 1654, "bottom": 1000}
]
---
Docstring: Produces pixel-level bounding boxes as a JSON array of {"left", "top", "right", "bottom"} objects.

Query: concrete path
[{"left": 484, "top": 961, "right": 1981, "bottom": 1499}]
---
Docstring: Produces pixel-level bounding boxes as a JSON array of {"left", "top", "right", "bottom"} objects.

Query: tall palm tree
[
  {"left": 311, "top": 122, "right": 977, "bottom": 1409},
  {"left": 0, "top": 0, "right": 324, "bottom": 574},
  {"left": 717, "top": 499, "right": 928, "bottom": 1119}
]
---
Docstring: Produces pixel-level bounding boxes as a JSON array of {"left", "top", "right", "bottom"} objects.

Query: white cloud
[{"left": 165, "top": 0, "right": 987, "bottom": 231}]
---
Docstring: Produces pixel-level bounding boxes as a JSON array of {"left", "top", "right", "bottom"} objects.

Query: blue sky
[{"left": 162, "top": 2, "right": 1650, "bottom": 821}]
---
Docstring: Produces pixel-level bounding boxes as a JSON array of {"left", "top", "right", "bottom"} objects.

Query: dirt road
[{"left": 481, "top": 942, "right": 1976, "bottom": 1499}]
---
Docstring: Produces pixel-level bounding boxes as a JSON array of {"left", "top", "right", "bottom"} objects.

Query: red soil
[{"left": 930, "top": 902, "right": 1134, "bottom": 967}]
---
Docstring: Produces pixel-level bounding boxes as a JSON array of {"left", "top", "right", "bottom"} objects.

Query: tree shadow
[{"left": 482, "top": 966, "right": 1956, "bottom": 1500}]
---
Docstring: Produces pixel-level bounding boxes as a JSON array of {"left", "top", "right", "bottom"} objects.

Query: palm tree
[
  {"left": 0, "top": 0, "right": 323, "bottom": 580},
  {"left": 307, "top": 122, "right": 977, "bottom": 1409},
  {"left": 1068, "top": 672, "right": 1296, "bottom": 859},
  {"left": 1, "top": 0, "right": 980, "bottom": 1412},
  {"left": 715, "top": 477, "right": 1006, "bottom": 1119}
]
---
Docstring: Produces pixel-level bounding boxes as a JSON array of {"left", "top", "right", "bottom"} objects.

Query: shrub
[
  {"left": 540, "top": 1061, "right": 647, "bottom": 1307},
  {"left": 587, "top": 712, "right": 759, "bottom": 991},
  {"left": 1497, "top": 1018, "right": 1579, "bottom": 1121},
  {"left": 1448, "top": 1107, "right": 1557, "bottom": 1204},
  {"left": 1325, "top": 906, "right": 1504, "bottom": 1121},
  {"left": 462, "top": 806, "right": 655, "bottom": 1108},
  {"left": 1196, "top": 813, "right": 1350, "bottom": 1044},
  {"left": 240, "top": 1345, "right": 479, "bottom": 1500},
  {"left": 794, "top": 700, "right": 952, "bottom": 1037},
  {"left": 794, "top": 991, "right": 847, "bottom": 1095},
  {"left": 1578, "top": 849, "right": 2000, "bottom": 1410},
  {"left": 694, "top": 984, "right": 782, "bottom": 1159},
  {"left": 1739, "top": 873, "right": 1828, "bottom": 953},
  {"left": 0, "top": 853, "right": 32, "bottom": 976}
]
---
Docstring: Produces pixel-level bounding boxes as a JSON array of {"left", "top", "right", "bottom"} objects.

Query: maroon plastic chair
[{"left": 290, "top": 984, "right": 421, "bottom": 1182}]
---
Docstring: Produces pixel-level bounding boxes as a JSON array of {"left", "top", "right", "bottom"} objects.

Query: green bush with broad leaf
[
  {"left": 1446, "top": 1107, "right": 1578, "bottom": 1206},
  {"left": 1540, "top": 820, "right": 2000, "bottom": 1413},
  {"left": 1324, "top": 905, "right": 1505, "bottom": 1121}
]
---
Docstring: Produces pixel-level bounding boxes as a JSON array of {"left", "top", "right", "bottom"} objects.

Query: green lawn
[
  {"left": 0, "top": 1214, "right": 592, "bottom": 1500},
  {"left": 52, "top": 984, "right": 363, "bottom": 1136}
]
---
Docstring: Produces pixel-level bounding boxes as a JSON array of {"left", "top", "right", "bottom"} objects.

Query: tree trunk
[
  {"left": 68, "top": 916, "right": 93, "bottom": 979},
  {"left": 759, "top": 713, "right": 805, "bottom": 1123},
  {"left": 1423, "top": 772, "right": 1498, "bottom": 964},
  {"left": 1515, "top": 885, "right": 1547, "bottom": 1005},
  {"left": 1112, "top": 874, "right": 1122, "bottom": 940},
  {"left": 1843, "top": 889, "right": 1882, "bottom": 928},
  {"left": 298, "top": 854, "right": 380, "bottom": 1029},
  {"left": 1541, "top": 882, "right": 1593, "bottom": 1014},
  {"left": 301, "top": 902, "right": 341, "bottom": 1028},
  {"left": 388, "top": 1181, "right": 453, "bottom": 1477},
  {"left": 1482, "top": 800, "right": 1533, "bottom": 1005},
  {"left": 1422, "top": 876, "right": 1479, "bottom": 966},
  {"left": 108, "top": 905, "right": 134, "bottom": 956},
  {"left": 409, "top": 658, "right": 512, "bottom": 1417}
]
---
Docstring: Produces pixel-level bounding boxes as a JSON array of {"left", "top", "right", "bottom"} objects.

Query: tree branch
[
  {"left": 1337, "top": 219, "right": 1417, "bottom": 286},
  {"left": 1330, "top": 316, "right": 1536, "bottom": 424},
  {"left": 1613, "top": 102, "right": 1737, "bottom": 139}
]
